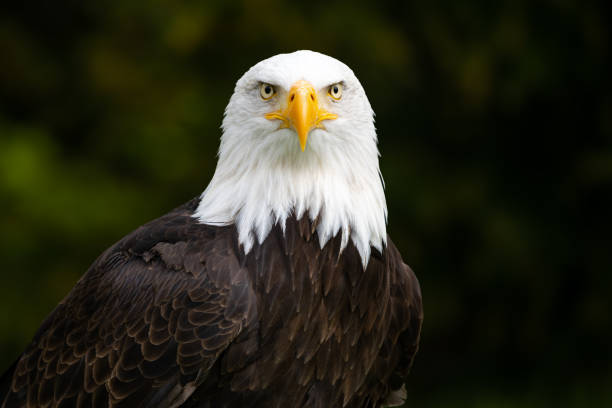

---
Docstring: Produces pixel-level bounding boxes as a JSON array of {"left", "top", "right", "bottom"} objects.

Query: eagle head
[{"left": 195, "top": 51, "right": 387, "bottom": 267}]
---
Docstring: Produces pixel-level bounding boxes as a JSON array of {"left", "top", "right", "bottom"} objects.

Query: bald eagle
[{"left": 0, "top": 51, "right": 422, "bottom": 408}]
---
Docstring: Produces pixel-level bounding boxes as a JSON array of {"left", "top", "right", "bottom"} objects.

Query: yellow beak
[{"left": 265, "top": 80, "right": 338, "bottom": 151}]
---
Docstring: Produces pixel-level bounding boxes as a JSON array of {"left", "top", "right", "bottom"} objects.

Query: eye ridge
[{"left": 260, "top": 83, "right": 276, "bottom": 100}]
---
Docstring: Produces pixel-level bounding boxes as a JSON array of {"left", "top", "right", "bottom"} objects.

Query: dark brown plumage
[{"left": 1, "top": 197, "right": 421, "bottom": 407}]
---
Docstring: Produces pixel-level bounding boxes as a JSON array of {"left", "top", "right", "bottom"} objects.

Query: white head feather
[{"left": 194, "top": 50, "right": 387, "bottom": 267}]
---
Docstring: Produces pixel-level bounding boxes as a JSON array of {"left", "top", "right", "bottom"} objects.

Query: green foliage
[{"left": 1, "top": 1, "right": 610, "bottom": 406}]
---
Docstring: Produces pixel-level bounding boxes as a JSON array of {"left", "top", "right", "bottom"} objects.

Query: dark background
[{"left": 1, "top": 0, "right": 610, "bottom": 406}]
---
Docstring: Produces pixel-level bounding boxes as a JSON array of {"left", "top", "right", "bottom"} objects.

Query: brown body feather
[{"left": 0, "top": 198, "right": 422, "bottom": 408}]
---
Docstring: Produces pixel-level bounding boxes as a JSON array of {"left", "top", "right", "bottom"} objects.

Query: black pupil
[
  {"left": 265, "top": 86, "right": 271, "bottom": 95},
  {"left": 333, "top": 86, "right": 338, "bottom": 94}
]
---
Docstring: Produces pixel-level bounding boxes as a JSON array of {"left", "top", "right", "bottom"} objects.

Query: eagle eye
[
  {"left": 328, "top": 83, "right": 343, "bottom": 100},
  {"left": 260, "top": 83, "right": 276, "bottom": 100}
]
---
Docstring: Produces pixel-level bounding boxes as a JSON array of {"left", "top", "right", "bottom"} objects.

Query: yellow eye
[
  {"left": 328, "top": 83, "right": 342, "bottom": 100},
  {"left": 260, "top": 83, "right": 276, "bottom": 100}
]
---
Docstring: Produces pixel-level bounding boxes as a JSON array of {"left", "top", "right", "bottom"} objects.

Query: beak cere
[
  {"left": 265, "top": 80, "right": 338, "bottom": 151},
  {"left": 287, "top": 81, "right": 318, "bottom": 151}
]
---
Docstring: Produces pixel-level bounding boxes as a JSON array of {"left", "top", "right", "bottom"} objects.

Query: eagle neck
[{"left": 194, "top": 128, "right": 387, "bottom": 267}]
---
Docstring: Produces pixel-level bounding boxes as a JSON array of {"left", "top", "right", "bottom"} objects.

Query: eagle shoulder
[
  {"left": 382, "top": 239, "right": 423, "bottom": 407},
  {"left": 1, "top": 199, "right": 257, "bottom": 408}
]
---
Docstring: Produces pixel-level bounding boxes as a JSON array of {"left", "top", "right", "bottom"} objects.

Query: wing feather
[{"left": 1, "top": 200, "right": 256, "bottom": 408}]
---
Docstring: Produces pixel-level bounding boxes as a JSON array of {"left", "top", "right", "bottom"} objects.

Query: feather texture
[{"left": 1, "top": 198, "right": 421, "bottom": 408}]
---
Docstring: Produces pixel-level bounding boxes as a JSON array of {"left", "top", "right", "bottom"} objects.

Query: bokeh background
[{"left": 1, "top": 0, "right": 611, "bottom": 406}]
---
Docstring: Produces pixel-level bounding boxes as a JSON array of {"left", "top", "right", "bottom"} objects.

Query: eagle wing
[
  {"left": 383, "top": 242, "right": 423, "bottom": 407},
  {"left": 1, "top": 201, "right": 256, "bottom": 408}
]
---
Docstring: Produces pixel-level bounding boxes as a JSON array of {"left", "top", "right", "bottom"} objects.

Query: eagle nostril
[
  {"left": 310, "top": 93, "right": 315, "bottom": 101},
  {"left": 290, "top": 94, "right": 295, "bottom": 102}
]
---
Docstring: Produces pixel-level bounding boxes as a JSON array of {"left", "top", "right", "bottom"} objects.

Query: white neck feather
[{"left": 194, "top": 124, "right": 387, "bottom": 267}]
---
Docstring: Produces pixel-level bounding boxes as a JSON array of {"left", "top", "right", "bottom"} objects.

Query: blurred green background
[{"left": 1, "top": 0, "right": 611, "bottom": 406}]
